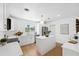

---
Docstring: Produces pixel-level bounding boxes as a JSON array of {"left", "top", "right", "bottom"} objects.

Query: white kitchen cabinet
[
  {"left": 0, "top": 42, "right": 23, "bottom": 56},
  {"left": 18, "top": 33, "right": 35, "bottom": 46},
  {"left": 36, "top": 36, "right": 56, "bottom": 55},
  {"left": 62, "top": 42, "right": 79, "bottom": 56}
]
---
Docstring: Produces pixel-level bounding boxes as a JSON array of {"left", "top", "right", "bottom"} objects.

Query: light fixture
[
  {"left": 24, "top": 8, "right": 29, "bottom": 11},
  {"left": 57, "top": 14, "right": 61, "bottom": 17},
  {"left": 40, "top": 14, "right": 44, "bottom": 24}
]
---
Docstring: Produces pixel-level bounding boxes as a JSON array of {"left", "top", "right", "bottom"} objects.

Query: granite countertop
[
  {"left": 7, "top": 38, "right": 19, "bottom": 43},
  {"left": 0, "top": 36, "right": 20, "bottom": 46}
]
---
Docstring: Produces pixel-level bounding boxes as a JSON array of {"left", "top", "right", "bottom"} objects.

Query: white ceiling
[{"left": 3, "top": 3, "right": 79, "bottom": 21}]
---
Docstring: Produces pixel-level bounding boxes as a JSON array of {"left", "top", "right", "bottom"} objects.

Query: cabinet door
[
  {"left": 63, "top": 48, "right": 79, "bottom": 56},
  {"left": 19, "top": 33, "right": 34, "bottom": 46}
]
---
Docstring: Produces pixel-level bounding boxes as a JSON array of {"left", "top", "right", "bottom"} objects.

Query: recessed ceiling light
[{"left": 57, "top": 14, "right": 61, "bottom": 17}]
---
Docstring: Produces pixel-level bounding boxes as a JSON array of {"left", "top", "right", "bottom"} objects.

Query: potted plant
[
  {"left": 0, "top": 38, "right": 7, "bottom": 46},
  {"left": 44, "top": 31, "right": 51, "bottom": 37},
  {"left": 14, "top": 31, "right": 23, "bottom": 36}
]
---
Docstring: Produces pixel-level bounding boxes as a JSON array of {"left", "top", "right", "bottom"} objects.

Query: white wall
[
  {"left": 6, "top": 17, "right": 37, "bottom": 37},
  {"left": 5, "top": 3, "right": 79, "bottom": 37},
  {"left": 0, "top": 3, "right": 4, "bottom": 38},
  {"left": 5, "top": 3, "right": 40, "bottom": 36},
  {"left": 10, "top": 18, "right": 36, "bottom": 32},
  {"left": 0, "top": 3, "right": 3, "bottom": 30},
  {"left": 46, "top": 18, "right": 76, "bottom": 43}
]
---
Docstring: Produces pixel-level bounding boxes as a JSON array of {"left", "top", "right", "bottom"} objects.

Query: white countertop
[
  {"left": 62, "top": 42, "right": 79, "bottom": 53},
  {"left": 0, "top": 36, "right": 18, "bottom": 40},
  {"left": 0, "top": 42, "right": 23, "bottom": 56},
  {"left": 8, "top": 36, "right": 18, "bottom": 39},
  {"left": 36, "top": 36, "right": 47, "bottom": 39},
  {"left": 36, "top": 35, "right": 55, "bottom": 40}
]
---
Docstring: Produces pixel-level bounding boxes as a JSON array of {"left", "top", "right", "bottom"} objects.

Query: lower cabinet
[
  {"left": 18, "top": 34, "right": 35, "bottom": 46},
  {"left": 62, "top": 43, "right": 79, "bottom": 56},
  {"left": 63, "top": 48, "right": 79, "bottom": 56}
]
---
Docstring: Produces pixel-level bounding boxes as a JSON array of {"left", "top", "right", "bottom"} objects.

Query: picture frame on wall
[{"left": 60, "top": 24, "right": 69, "bottom": 34}]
